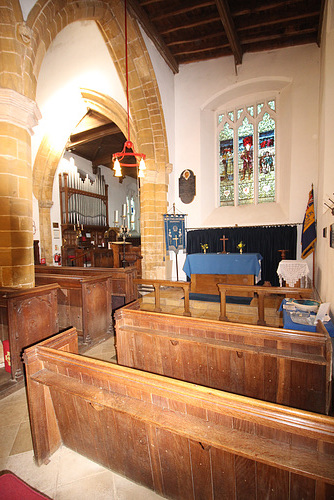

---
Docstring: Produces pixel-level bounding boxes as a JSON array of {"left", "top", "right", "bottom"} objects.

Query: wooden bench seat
[
  {"left": 115, "top": 302, "right": 332, "bottom": 414},
  {"left": 24, "top": 328, "right": 334, "bottom": 499}
]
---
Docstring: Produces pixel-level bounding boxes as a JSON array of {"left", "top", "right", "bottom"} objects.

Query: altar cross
[{"left": 220, "top": 234, "right": 228, "bottom": 254}]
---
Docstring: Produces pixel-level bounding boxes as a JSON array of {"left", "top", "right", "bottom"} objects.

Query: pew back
[
  {"left": 24, "top": 328, "right": 334, "bottom": 500},
  {"left": 35, "top": 265, "right": 137, "bottom": 305},
  {"left": 0, "top": 284, "right": 59, "bottom": 380},
  {"left": 35, "top": 273, "right": 111, "bottom": 344},
  {"left": 115, "top": 302, "right": 332, "bottom": 414}
]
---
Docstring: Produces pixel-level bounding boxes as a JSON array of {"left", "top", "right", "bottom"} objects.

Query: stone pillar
[
  {"left": 38, "top": 200, "right": 54, "bottom": 265},
  {"left": 0, "top": 89, "right": 41, "bottom": 288},
  {"left": 140, "top": 167, "right": 168, "bottom": 279}
]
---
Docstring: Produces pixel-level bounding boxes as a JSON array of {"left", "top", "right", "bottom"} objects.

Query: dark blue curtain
[{"left": 186, "top": 225, "right": 297, "bottom": 286}]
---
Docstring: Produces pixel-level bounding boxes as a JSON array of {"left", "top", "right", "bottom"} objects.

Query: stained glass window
[
  {"left": 219, "top": 122, "right": 234, "bottom": 206},
  {"left": 218, "top": 98, "right": 276, "bottom": 206},
  {"left": 258, "top": 112, "right": 275, "bottom": 203},
  {"left": 238, "top": 117, "right": 254, "bottom": 205}
]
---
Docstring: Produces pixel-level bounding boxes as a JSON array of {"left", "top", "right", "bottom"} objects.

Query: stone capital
[
  {"left": 39, "top": 200, "right": 53, "bottom": 209},
  {"left": 0, "top": 88, "right": 41, "bottom": 135}
]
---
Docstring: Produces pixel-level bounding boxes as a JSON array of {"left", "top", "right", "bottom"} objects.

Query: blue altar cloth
[
  {"left": 183, "top": 253, "right": 263, "bottom": 279},
  {"left": 281, "top": 300, "right": 334, "bottom": 337}
]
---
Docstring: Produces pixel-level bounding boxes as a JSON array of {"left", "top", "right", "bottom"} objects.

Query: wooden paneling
[
  {"left": 192, "top": 273, "right": 254, "bottom": 295},
  {"left": 24, "top": 328, "right": 334, "bottom": 500},
  {"left": 0, "top": 284, "right": 59, "bottom": 380},
  {"left": 115, "top": 303, "right": 332, "bottom": 414},
  {"left": 35, "top": 265, "right": 137, "bottom": 304},
  {"left": 35, "top": 274, "right": 111, "bottom": 344}
]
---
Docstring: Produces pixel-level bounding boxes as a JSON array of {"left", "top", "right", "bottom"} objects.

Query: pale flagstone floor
[{"left": 0, "top": 336, "right": 165, "bottom": 500}]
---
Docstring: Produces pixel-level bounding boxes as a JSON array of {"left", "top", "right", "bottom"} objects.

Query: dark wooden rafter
[
  {"left": 160, "top": 15, "right": 221, "bottom": 35},
  {"left": 215, "top": 0, "right": 243, "bottom": 65},
  {"left": 166, "top": 31, "right": 224, "bottom": 47},
  {"left": 317, "top": 0, "right": 326, "bottom": 47},
  {"left": 149, "top": 1, "right": 215, "bottom": 21},
  {"left": 236, "top": 10, "right": 321, "bottom": 32},
  {"left": 173, "top": 44, "right": 230, "bottom": 57},
  {"left": 127, "top": 0, "right": 179, "bottom": 74},
  {"left": 232, "top": 0, "right": 307, "bottom": 17},
  {"left": 67, "top": 123, "right": 120, "bottom": 149}
]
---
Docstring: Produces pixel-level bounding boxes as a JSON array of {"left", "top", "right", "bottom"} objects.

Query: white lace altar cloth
[{"left": 277, "top": 260, "right": 310, "bottom": 287}]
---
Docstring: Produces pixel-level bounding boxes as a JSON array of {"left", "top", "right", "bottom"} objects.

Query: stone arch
[
  {"left": 27, "top": 0, "right": 169, "bottom": 277},
  {"left": 33, "top": 90, "right": 138, "bottom": 263}
]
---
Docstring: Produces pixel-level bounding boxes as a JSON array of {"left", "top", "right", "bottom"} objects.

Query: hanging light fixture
[{"left": 113, "top": 0, "right": 146, "bottom": 178}]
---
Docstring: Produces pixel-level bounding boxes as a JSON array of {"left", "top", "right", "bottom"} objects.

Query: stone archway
[
  {"left": 33, "top": 90, "right": 140, "bottom": 265},
  {"left": 1, "top": 0, "right": 170, "bottom": 287},
  {"left": 28, "top": 1, "right": 170, "bottom": 279}
]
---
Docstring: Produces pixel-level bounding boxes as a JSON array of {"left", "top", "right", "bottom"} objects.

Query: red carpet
[{"left": 0, "top": 471, "right": 50, "bottom": 499}]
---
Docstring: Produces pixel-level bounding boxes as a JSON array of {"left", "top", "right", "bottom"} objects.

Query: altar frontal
[{"left": 183, "top": 253, "right": 263, "bottom": 295}]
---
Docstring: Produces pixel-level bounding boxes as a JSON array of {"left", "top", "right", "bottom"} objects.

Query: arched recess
[
  {"left": 33, "top": 91, "right": 138, "bottom": 263},
  {"left": 28, "top": 0, "right": 170, "bottom": 278}
]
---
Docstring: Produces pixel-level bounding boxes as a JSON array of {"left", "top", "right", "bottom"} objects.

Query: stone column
[
  {"left": 0, "top": 89, "right": 41, "bottom": 288},
  {"left": 38, "top": 200, "right": 54, "bottom": 265}
]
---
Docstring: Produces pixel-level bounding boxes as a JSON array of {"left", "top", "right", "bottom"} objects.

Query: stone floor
[{"left": 0, "top": 336, "right": 164, "bottom": 500}]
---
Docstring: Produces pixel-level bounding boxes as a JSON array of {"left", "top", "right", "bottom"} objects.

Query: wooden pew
[
  {"left": 115, "top": 302, "right": 332, "bottom": 415},
  {"left": 24, "top": 328, "right": 334, "bottom": 499},
  {"left": 216, "top": 283, "right": 313, "bottom": 325},
  {"left": 35, "top": 274, "right": 112, "bottom": 345},
  {"left": 35, "top": 265, "right": 137, "bottom": 307},
  {"left": 134, "top": 278, "right": 191, "bottom": 316},
  {"left": 0, "top": 284, "right": 59, "bottom": 381},
  {"left": 133, "top": 278, "right": 313, "bottom": 326}
]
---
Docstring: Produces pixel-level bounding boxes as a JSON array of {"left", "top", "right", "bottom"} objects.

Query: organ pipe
[{"left": 59, "top": 169, "right": 108, "bottom": 228}]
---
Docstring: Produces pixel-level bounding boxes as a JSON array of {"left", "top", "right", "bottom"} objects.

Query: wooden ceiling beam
[
  {"left": 215, "top": 0, "right": 243, "bottom": 65},
  {"left": 127, "top": 0, "right": 179, "bottom": 73},
  {"left": 161, "top": 15, "right": 221, "bottom": 35},
  {"left": 67, "top": 123, "right": 121, "bottom": 148},
  {"left": 232, "top": 0, "right": 305, "bottom": 17},
  {"left": 150, "top": 1, "right": 215, "bottom": 22},
  {"left": 167, "top": 32, "right": 226, "bottom": 47},
  {"left": 173, "top": 43, "right": 230, "bottom": 57},
  {"left": 237, "top": 10, "right": 320, "bottom": 32}
]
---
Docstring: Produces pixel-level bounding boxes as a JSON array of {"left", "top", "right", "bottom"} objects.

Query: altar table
[
  {"left": 183, "top": 253, "right": 263, "bottom": 295},
  {"left": 277, "top": 260, "right": 310, "bottom": 288}
]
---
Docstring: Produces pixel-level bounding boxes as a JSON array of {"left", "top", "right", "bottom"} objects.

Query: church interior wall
[
  {"left": 15, "top": 0, "right": 333, "bottom": 307},
  {"left": 167, "top": 44, "right": 321, "bottom": 281},
  {"left": 173, "top": 44, "right": 320, "bottom": 230},
  {"left": 316, "top": 0, "right": 334, "bottom": 307},
  {"left": 32, "top": 20, "right": 127, "bottom": 166}
]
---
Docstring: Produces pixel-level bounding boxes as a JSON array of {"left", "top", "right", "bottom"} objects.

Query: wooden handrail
[
  {"left": 134, "top": 279, "right": 313, "bottom": 326},
  {"left": 134, "top": 279, "right": 191, "bottom": 316},
  {"left": 217, "top": 284, "right": 313, "bottom": 325}
]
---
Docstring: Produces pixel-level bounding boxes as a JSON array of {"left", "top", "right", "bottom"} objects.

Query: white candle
[
  {"left": 114, "top": 210, "right": 119, "bottom": 223},
  {"left": 122, "top": 204, "right": 127, "bottom": 217}
]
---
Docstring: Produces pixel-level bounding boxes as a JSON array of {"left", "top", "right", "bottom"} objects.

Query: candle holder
[{"left": 119, "top": 215, "right": 131, "bottom": 267}]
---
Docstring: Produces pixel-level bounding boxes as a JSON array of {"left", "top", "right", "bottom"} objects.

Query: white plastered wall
[
  {"left": 316, "top": 0, "right": 334, "bottom": 310},
  {"left": 171, "top": 45, "right": 320, "bottom": 280},
  {"left": 31, "top": 20, "right": 131, "bottom": 259}
]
